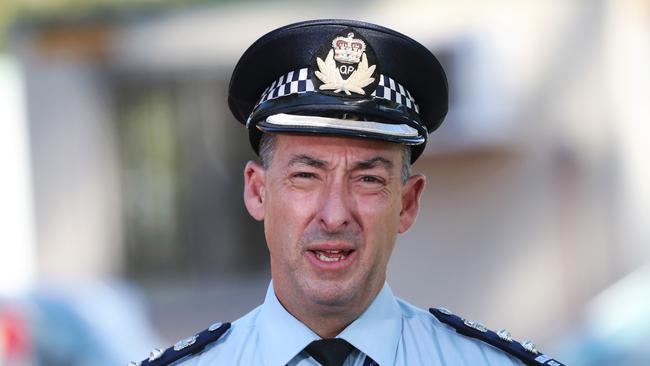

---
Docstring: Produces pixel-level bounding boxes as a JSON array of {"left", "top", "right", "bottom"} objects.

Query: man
[{"left": 131, "top": 20, "right": 565, "bottom": 366}]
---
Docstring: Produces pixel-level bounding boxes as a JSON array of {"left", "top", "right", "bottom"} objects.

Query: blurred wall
[{"left": 10, "top": 24, "right": 123, "bottom": 279}]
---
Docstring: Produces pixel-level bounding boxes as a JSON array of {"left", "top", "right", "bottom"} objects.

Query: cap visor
[{"left": 258, "top": 113, "right": 424, "bottom": 144}]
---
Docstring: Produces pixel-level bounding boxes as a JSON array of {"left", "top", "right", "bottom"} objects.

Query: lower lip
[{"left": 305, "top": 250, "right": 357, "bottom": 271}]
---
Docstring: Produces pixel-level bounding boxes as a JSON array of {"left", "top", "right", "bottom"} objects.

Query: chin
[{"left": 302, "top": 277, "right": 363, "bottom": 307}]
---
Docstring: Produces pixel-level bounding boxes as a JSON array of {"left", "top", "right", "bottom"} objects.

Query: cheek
[
  {"left": 356, "top": 193, "right": 402, "bottom": 229},
  {"left": 266, "top": 188, "right": 317, "bottom": 225},
  {"left": 264, "top": 186, "right": 319, "bottom": 249},
  {"left": 355, "top": 194, "right": 402, "bottom": 259}
]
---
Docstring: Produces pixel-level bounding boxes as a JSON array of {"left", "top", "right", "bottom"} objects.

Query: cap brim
[{"left": 257, "top": 113, "right": 425, "bottom": 145}]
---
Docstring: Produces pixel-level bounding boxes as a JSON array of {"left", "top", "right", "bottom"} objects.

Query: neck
[
  {"left": 274, "top": 281, "right": 384, "bottom": 339},
  {"left": 298, "top": 304, "right": 363, "bottom": 339}
]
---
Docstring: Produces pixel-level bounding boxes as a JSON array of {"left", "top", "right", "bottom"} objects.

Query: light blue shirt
[{"left": 178, "top": 282, "right": 523, "bottom": 365}]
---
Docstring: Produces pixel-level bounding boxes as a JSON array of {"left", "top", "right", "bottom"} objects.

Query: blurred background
[{"left": 1, "top": 0, "right": 649, "bottom": 365}]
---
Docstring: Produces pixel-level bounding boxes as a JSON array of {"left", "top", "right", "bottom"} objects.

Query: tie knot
[{"left": 305, "top": 338, "right": 354, "bottom": 366}]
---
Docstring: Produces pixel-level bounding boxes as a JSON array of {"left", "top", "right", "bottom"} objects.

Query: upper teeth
[{"left": 315, "top": 250, "right": 347, "bottom": 262}]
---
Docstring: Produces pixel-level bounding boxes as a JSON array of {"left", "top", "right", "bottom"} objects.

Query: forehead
[{"left": 273, "top": 134, "right": 403, "bottom": 164}]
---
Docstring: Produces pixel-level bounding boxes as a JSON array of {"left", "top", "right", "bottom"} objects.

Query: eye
[
  {"left": 359, "top": 175, "right": 384, "bottom": 184},
  {"left": 292, "top": 172, "right": 317, "bottom": 179}
]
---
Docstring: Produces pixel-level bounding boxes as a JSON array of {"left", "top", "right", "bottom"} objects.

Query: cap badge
[
  {"left": 332, "top": 33, "right": 366, "bottom": 63},
  {"left": 312, "top": 29, "right": 379, "bottom": 96}
]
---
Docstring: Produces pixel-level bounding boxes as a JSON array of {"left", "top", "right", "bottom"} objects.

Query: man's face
[{"left": 244, "top": 134, "right": 425, "bottom": 312}]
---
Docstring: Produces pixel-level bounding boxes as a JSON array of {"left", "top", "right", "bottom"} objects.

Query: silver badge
[
  {"left": 436, "top": 307, "right": 453, "bottom": 315},
  {"left": 521, "top": 340, "right": 539, "bottom": 354},
  {"left": 173, "top": 335, "right": 198, "bottom": 351},
  {"left": 497, "top": 329, "right": 513, "bottom": 342},
  {"left": 464, "top": 319, "right": 488, "bottom": 332},
  {"left": 148, "top": 348, "right": 164, "bottom": 361}
]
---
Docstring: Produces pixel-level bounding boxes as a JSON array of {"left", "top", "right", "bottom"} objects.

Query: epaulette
[
  {"left": 429, "top": 308, "right": 565, "bottom": 366},
  {"left": 127, "top": 322, "right": 231, "bottom": 366}
]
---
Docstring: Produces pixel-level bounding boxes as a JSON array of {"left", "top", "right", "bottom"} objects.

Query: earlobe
[
  {"left": 243, "top": 161, "right": 266, "bottom": 221},
  {"left": 398, "top": 174, "right": 426, "bottom": 233}
]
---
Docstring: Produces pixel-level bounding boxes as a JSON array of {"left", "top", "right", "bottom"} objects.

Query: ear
[
  {"left": 398, "top": 173, "right": 426, "bottom": 233},
  {"left": 243, "top": 160, "right": 266, "bottom": 221}
]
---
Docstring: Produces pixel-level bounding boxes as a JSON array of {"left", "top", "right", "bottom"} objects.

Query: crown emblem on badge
[
  {"left": 314, "top": 30, "right": 378, "bottom": 96},
  {"left": 332, "top": 33, "right": 366, "bottom": 64}
]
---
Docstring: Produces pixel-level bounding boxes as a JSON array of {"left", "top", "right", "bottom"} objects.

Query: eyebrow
[
  {"left": 352, "top": 156, "right": 394, "bottom": 171},
  {"left": 286, "top": 154, "right": 394, "bottom": 171},
  {"left": 287, "top": 154, "right": 328, "bottom": 169}
]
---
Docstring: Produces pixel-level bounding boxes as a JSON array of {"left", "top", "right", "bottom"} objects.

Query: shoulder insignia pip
[
  {"left": 429, "top": 308, "right": 565, "bottom": 366},
  {"left": 128, "top": 322, "right": 231, "bottom": 366}
]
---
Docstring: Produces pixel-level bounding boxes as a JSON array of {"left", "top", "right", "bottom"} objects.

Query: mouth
[
  {"left": 305, "top": 245, "right": 357, "bottom": 270},
  {"left": 310, "top": 249, "right": 354, "bottom": 262}
]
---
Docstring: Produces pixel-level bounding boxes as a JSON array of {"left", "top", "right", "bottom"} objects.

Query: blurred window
[{"left": 113, "top": 72, "right": 267, "bottom": 280}]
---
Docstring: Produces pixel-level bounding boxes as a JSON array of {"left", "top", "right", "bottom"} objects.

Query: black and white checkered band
[{"left": 256, "top": 68, "right": 420, "bottom": 114}]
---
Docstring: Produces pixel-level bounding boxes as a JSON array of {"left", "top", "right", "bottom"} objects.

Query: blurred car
[
  {"left": 559, "top": 264, "right": 650, "bottom": 366},
  {"left": 0, "top": 280, "right": 162, "bottom": 366}
]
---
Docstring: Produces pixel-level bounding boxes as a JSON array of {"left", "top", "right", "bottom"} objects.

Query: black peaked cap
[{"left": 228, "top": 19, "right": 448, "bottom": 162}]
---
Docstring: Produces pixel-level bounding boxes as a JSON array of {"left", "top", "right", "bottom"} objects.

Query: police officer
[{"left": 131, "top": 19, "right": 565, "bottom": 366}]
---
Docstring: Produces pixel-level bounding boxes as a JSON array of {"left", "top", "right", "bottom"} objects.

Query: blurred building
[{"left": 5, "top": 0, "right": 650, "bottom": 363}]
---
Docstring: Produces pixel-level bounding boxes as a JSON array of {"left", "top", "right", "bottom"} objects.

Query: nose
[{"left": 317, "top": 180, "right": 352, "bottom": 232}]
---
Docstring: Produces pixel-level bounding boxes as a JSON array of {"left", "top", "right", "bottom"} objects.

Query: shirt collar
[
  {"left": 257, "top": 281, "right": 320, "bottom": 366},
  {"left": 257, "top": 282, "right": 402, "bottom": 366},
  {"left": 337, "top": 283, "right": 402, "bottom": 366}
]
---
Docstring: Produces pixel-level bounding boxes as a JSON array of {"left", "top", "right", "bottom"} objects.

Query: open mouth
[{"left": 309, "top": 249, "right": 355, "bottom": 263}]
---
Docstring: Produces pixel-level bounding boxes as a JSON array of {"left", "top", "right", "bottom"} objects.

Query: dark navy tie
[{"left": 305, "top": 339, "right": 354, "bottom": 366}]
